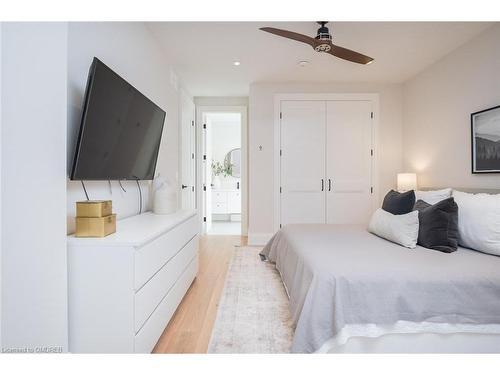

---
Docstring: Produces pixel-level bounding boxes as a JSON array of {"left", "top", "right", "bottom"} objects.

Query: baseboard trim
[{"left": 247, "top": 232, "right": 274, "bottom": 246}]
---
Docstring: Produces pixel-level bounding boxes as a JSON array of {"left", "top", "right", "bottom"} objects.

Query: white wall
[
  {"left": 1, "top": 23, "right": 68, "bottom": 351},
  {"left": 211, "top": 118, "right": 241, "bottom": 164},
  {"left": 194, "top": 96, "right": 248, "bottom": 107},
  {"left": 248, "top": 82, "right": 403, "bottom": 243},
  {"left": 67, "top": 22, "right": 187, "bottom": 234},
  {"left": 402, "top": 24, "right": 500, "bottom": 189}
]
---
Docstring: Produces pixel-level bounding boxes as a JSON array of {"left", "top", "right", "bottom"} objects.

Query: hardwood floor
[{"left": 153, "top": 234, "right": 248, "bottom": 353}]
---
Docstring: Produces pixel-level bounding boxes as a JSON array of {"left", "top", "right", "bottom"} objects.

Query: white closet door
[
  {"left": 326, "top": 101, "right": 373, "bottom": 224},
  {"left": 280, "top": 101, "right": 326, "bottom": 226}
]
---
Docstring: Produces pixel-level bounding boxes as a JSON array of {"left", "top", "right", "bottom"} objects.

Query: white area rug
[{"left": 207, "top": 246, "right": 294, "bottom": 353}]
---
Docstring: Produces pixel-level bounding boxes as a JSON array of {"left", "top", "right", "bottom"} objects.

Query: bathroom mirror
[{"left": 224, "top": 148, "right": 241, "bottom": 178}]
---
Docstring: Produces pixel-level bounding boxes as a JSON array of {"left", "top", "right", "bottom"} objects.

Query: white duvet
[{"left": 261, "top": 224, "right": 500, "bottom": 353}]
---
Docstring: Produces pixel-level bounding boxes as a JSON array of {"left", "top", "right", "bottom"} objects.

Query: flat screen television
[{"left": 70, "top": 57, "right": 166, "bottom": 181}]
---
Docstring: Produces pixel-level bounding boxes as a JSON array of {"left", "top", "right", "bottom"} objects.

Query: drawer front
[
  {"left": 134, "top": 255, "right": 198, "bottom": 353},
  {"left": 135, "top": 214, "right": 198, "bottom": 290},
  {"left": 134, "top": 236, "right": 198, "bottom": 333},
  {"left": 212, "top": 191, "right": 227, "bottom": 203},
  {"left": 212, "top": 202, "right": 228, "bottom": 214},
  {"left": 228, "top": 191, "right": 241, "bottom": 213}
]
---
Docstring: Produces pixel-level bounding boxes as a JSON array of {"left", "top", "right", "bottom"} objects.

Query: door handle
[
  {"left": 181, "top": 184, "right": 188, "bottom": 189},
  {"left": 321, "top": 179, "right": 324, "bottom": 191},
  {"left": 328, "top": 179, "right": 332, "bottom": 191}
]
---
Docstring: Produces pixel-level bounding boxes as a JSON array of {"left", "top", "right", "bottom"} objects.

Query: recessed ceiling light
[
  {"left": 298, "top": 60, "right": 309, "bottom": 67},
  {"left": 233, "top": 61, "right": 241, "bottom": 66}
]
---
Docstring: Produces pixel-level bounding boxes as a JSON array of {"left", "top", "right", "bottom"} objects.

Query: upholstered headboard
[{"left": 422, "top": 187, "right": 500, "bottom": 194}]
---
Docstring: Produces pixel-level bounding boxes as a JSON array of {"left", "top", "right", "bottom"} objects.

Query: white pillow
[
  {"left": 453, "top": 190, "right": 500, "bottom": 256},
  {"left": 415, "top": 188, "right": 452, "bottom": 205},
  {"left": 368, "top": 208, "right": 419, "bottom": 249}
]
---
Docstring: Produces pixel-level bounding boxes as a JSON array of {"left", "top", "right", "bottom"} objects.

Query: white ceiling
[{"left": 147, "top": 22, "right": 493, "bottom": 96}]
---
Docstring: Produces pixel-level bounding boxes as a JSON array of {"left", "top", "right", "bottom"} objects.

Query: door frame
[
  {"left": 179, "top": 90, "right": 196, "bottom": 210},
  {"left": 273, "top": 93, "right": 380, "bottom": 233},
  {"left": 196, "top": 105, "right": 248, "bottom": 235}
]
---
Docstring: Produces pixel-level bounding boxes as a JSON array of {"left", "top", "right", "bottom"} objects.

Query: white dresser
[
  {"left": 212, "top": 189, "right": 241, "bottom": 214},
  {"left": 67, "top": 210, "right": 199, "bottom": 353}
]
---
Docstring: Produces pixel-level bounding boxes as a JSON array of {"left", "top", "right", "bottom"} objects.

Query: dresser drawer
[
  {"left": 134, "top": 214, "right": 198, "bottom": 290},
  {"left": 228, "top": 191, "right": 241, "bottom": 213},
  {"left": 134, "top": 236, "right": 198, "bottom": 333},
  {"left": 212, "top": 202, "right": 228, "bottom": 214},
  {"left": 134, "top": 255, "right": 198, "bottom": 353},
  {"left": 212, "top": 191, "right": 227, "bottom": 203}
]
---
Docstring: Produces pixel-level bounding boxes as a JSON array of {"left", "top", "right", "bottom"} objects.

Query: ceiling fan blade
[
  {"left": 327, "top": 44, "right": 374, "bottom": 65},
  {"left": 259, "top": 27, "right": 316, "bottom": 48}
]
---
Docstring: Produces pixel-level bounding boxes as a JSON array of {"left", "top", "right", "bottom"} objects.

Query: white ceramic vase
[
  {"left": 153, "top": 188, "right": 177, "bottom": 214},
  {"left": 152, "top": 175, "right": 177, "bottom": 214}
]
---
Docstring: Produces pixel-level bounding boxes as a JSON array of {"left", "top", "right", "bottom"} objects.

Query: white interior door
[
  {"left": 203, "top": 117, "right": 212, "bottom": 232},
  {"left": 180, "top": 95, "right": 196, "bottom": 210},
  {"left": 280, "top": 101, "right": 326, "bottom": 226},
  {"left": 326, "top": 101, "right": 373, "bottom": 224}
]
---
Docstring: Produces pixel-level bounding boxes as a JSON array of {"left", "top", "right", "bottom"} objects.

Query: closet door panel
[
  {"left": 326, "top": 101, "right": 373, "bottom": 224},
  {"left": 280, "top": 101, "right": 326, "bottom": 225}
]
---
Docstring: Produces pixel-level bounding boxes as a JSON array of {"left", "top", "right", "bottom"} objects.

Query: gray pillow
[
  {"left": 414, "top": 197, "right": 459, "bottom": 253},
  {"left": 382, "top": 189, "right": 416, "bottom": 215}
]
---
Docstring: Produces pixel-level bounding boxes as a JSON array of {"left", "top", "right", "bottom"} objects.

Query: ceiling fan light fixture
[
  {"left": 233, "top": 61, "right": 241, "bottom": 66},
  {"left": 314, "top": 43, "right": 331, "bottom": 53},
  {"left": 298, "top": 60, "right": 310, "bottom": 67}
]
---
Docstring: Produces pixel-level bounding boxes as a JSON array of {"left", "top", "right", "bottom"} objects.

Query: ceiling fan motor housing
[{"left": 315, "top": 22, "right": 332, "bottom": 52}]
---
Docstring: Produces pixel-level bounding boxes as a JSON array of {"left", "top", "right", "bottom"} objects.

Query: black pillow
[
  {"left": 382, "top": 189, "right": 416, "bottom": 215},
  {"left": 414, "top": 198, "right": 459, "bottom": 253}
]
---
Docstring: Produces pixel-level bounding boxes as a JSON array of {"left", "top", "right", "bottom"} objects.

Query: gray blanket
[{"left": 261, "top": 224, "right": 500, "bottom": 353}]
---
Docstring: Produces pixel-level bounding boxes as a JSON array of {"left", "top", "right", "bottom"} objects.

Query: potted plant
[{"left": 211, "top": 160, "right": 233, "bottom": 188}]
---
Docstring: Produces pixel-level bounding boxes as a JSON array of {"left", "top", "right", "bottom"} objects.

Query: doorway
[{"left": 197, "top": 106, "right": 247, "bottom": 236}]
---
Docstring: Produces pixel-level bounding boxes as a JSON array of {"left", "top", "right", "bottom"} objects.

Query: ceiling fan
[{"left": 260, "top": 22, "right": 374, "bottom": 65}]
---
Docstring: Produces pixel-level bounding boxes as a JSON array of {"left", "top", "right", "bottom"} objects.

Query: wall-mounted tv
[{"left": 70, "top": 57, "right": 166, "bottom": 181}]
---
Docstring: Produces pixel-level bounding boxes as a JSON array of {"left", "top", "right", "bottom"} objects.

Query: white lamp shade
[{"left": 397, "top": 173, "right": 417, "bottom": 192}]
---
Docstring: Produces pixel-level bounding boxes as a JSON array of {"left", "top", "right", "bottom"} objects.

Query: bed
[{"left": 261, "top": 223, "right": 500, "bottom": 353}]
